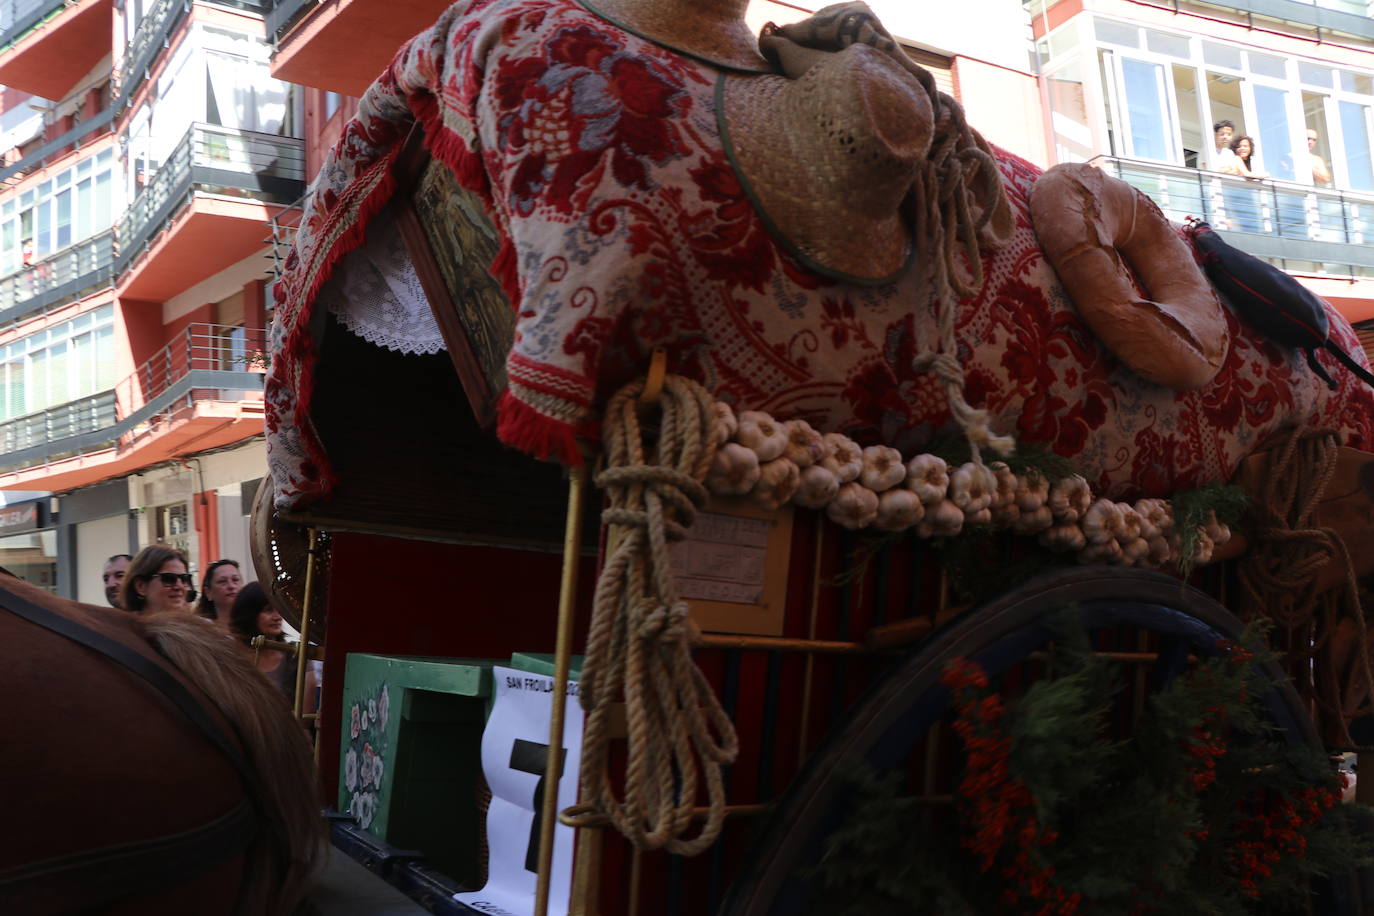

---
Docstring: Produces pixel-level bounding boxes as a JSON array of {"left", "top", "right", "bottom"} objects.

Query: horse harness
[{"left": 0, "top": 584, "right": 263, "bottom": 912}]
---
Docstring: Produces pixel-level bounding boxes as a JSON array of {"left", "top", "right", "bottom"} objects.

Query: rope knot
[
  {"left": 636, "top": 600, "right": 690, "bottom": 643},
  {"left": 912, "top": 350, "right": 963, "bottom": 387}
]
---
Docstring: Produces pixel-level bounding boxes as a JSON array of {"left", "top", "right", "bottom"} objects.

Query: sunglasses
[{"left": 144, "top": 572, "right": 193, "bottom": 587}]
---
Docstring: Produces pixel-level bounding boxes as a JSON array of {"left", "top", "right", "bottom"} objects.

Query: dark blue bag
[{"left": 1186, "top": 220, "right": 1374, "bottom": 391}]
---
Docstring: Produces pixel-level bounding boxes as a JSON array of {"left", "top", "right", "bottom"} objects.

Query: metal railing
[
  {"left": 0, "top": 107, "right": 114, "bottom": 185},
  {"left": 0, "top": 0, "right": 62, "bottom": 49},
  {"left": 116, "top": 123, "right": 307, "bottom": 275},
  {"left": 0, "top": 231, "right": 114, "bottom": 327},
  {"left": 117, "top": 0, "right": 189, "bottom": 110},
  {"left": 1126, "top": 0, "right": 1374, "bottom": 40},
  {"left": 0, "top": 323, "right": 267, "bottom": 471},
  {"left": 0, "top": 389, "right": 116, "bottom": 457},
  {"left": 265, "top": 0, "right": 311, "bottom": 43},
  {"left": 1093, "top": 155, "right": 1374, "bottom": 271},
  {"left": 117, "top": 0, "right": 270, "bottom": 109}
]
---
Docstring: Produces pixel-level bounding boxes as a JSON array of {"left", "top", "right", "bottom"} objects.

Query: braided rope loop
[{"left": 568, "top": 373, "right": 738, "bottom": 855}]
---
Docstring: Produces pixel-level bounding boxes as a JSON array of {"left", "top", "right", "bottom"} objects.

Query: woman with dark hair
[
  {"left": 1221, "top": 134, "right": 1267, "bottom": 232},
  {"left": 230, "top": 582, "right": 317, "bottom": 707},
  {"left": 118, "top": 545, "right": 194, "bottom": 614},
  {"left": 196, "top": 558, "right": 243, "bottom": 629}
]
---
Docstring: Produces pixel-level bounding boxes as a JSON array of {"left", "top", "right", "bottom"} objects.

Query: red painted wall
[{"left": 315, "top": 533, "right": 597, "bottom": 803}]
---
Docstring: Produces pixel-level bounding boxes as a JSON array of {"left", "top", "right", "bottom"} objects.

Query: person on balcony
[
  {"left": 1218, "top": 135, "right": 1266, "bottom": 233},
  {"left": 1211, "top": 120, "right": 1237, "bottom": 172},
  {"left": 1309, "top": 130, "right": 1333, "bottom": 187}
]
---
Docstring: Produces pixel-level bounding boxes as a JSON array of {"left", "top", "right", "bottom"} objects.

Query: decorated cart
[{"left": 253, "top": 0, "right": 1374, "bottom": 913}]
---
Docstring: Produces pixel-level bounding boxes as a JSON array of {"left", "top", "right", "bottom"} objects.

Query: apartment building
[
  {"left": 0, "top": 0, "right": 304, "bottom": 601},
  {"left": 1033, "top": 0, "right": 1374, "bottom": 325}
]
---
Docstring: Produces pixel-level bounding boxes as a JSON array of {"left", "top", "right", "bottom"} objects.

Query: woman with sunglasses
[
  {"left": 196, "top": 558, "right": 243, "bottom": 630},
  {"left": 118, "top": 545, "right": 195, "bottom": 614}
]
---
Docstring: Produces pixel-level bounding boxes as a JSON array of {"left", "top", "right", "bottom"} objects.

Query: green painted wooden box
[{"left": 338, "top": 653, "right": 584, "bottom": 886}]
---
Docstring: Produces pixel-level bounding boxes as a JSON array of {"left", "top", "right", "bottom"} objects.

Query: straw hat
[
  {"left": 578, "top": 0, "right": 770, "bottom": 72},
  {"left": 721, "top": 42, "right": 933, "bottom": 285}
]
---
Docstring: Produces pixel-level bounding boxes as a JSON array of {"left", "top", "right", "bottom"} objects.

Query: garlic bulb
[
  {"left": 949, "top": 462, "right": 995, "bottom": 516},
  {"left": 1133, "top": 498, "right": 1169, "bottom": 541},
  {"left": 1039, "top": 523, "right": 1086, "bottom": 553},
  {"left": 1048, "top": 474, "right": 1092, "bottom": 523},
  {"left": 736, "top": 411, "right": 788, "bottom": 463},
  {"left": 874, "top": 488, "right": 925, "bottom": 531},
  {"left": 988, "top": 462, "right": 1018, "bottom": 511},
  {"left": 860, "top": 445, "right": 906, "bottom": 493},
  {"left": 781, "top": 419, "right": 828, "bottom": 469},
  {"left": 751, "top": 457, "right": 800, "bottom": 511},
  {"left": 793, "top": 464, "right": 840, "bottom": 509},
  {"left": 1121, "top": 537, "right": 1151, "bottom": 566},
  {"left": 826, "top": 482, "right": 879, "bottom": 530},
  {"left": 1202, "top": 511, "right": 1231, "bottom": 549},
  {"left": 1191, "top": 530, "right": 1215, "bottom": 566},
  {"left": 1010, "top": 504, "right": 1053, "bottom": 535},
  {"left": 1082, "top": 499, "right": 1124, "bottom": 545},
  {"left": 713, "top": 401, "right": 738, "bottom": 446},
  {"left": 820, "top": 433, "right": 863, "bottom": 483},
  {"left": 1014, "top": 473, "right": 1050, "bottom": 513},
  {"left": 917, "top": 499, "right": 964, "bottom": 538},
  {"left": 905, "top": 454, "right": 949, "bottom": 505},
  {"left": 1147, "top": 535, "right": 1172, "bottom": 567},
  {"left": 706, "top": 443, "right": 760, "bottom": 496},
  {"left": 1114, "top": 502, "right": 1142, "bottom": 545},
  {"left": 1080, "top": 539, "right": 1124, "bottom": 564}
]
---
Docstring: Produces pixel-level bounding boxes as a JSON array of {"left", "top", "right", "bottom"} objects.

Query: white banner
[{"left": 454, "top": 667, "right": 583, "bottom": 916}]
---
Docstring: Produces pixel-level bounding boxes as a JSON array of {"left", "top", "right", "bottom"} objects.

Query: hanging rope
[
  {"left": 1235, "top": 428, "right": 1373, "bottom": 747},
  {"left": 563, "top": 373, "right": 738, "bottom": 855}
]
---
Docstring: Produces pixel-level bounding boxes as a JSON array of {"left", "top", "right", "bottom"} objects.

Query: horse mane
[{"left": 140, "top": 612, "right": 325, "bottom": 915}]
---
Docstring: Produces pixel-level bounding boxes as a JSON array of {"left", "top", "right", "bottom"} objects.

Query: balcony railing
[
  {"left": 118, "top": 0, "right": 271, "bottom": 109},
  {"left": 0, "top": 107, "right": 115, "bottom": 184},
  {"left": 1139, "top": 0, "right": 1374, "bottom": 40},
  {"left": 0, "top": 0, "right": 63, "bottom": 49},
  {"left": 115, "top": 123, "right": 307, "bottom": 275},
  {"left": 0, "top": 322, "right": 267, "bottom": 472},
  {"left": 0, "top": 231, "right": 114, "bottom": 327},
  {"left": 264, "top": 0, "right": 309, "bottom": 43},
  {"left": 1093, "top": 156, "right": 1374, "bottom": 274}
]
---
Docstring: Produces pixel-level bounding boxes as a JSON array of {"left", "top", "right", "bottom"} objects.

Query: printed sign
[
  {"left": 667, "top": 498, "right": 793, "bottom": 636},
  {"left": 454, "top": 667, "right": 583, "bottom": 916},
  {"left": 670, "top": 511, "right": 770, "bottom": 605}
]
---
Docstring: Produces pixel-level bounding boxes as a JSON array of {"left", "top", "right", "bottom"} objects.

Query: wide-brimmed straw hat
[
  {"left": 721, "top": 42, "right": 933, "bottom": 285},
  {"left": 578, "top": 0, "right": 771, "bottom": 72}
]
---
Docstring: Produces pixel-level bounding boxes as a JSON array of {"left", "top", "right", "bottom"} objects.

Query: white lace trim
[{"left": 320, "top": 205, "right": 446, "bottom": 356}]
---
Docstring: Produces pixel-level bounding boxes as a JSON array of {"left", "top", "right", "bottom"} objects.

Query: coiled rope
[
  {"left": 563, "top": 373, "right": 738, "bottom": 855},
  {"left": 1235, "top": 428, "right": 1373, "bottom": 746}
]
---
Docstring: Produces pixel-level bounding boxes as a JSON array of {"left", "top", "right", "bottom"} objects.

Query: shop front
[{"left": 0, "top": 500, "right": 56, "bottom": 592}]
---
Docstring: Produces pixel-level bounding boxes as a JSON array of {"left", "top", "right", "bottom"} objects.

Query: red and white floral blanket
[{"left": 265, "top": 0, "right": 1374, "bottom": 508}]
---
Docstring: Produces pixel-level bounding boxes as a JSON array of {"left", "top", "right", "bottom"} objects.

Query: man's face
[
  {"left": 103, "top": 557, "right": 130, "bottom": 608},
  {"left": 1216, "top": 125, "right": 1234, "bottom": 148}
]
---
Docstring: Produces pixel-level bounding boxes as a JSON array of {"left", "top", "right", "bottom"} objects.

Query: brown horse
[{"left": 0, "top": 573, "right": 323, "bottom": 914}]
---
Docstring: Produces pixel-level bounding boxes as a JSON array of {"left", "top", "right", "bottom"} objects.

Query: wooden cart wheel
[
  {"left": 721, "top": 566, "right": 1357, "bottom": 916},
  {"left": 249, "top": 476, "right": 329, "bottom": 639}
]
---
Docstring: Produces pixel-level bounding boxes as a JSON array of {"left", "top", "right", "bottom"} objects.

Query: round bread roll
[{"left": 1029, "top": 163, "right": 1229, "bottom": 390}]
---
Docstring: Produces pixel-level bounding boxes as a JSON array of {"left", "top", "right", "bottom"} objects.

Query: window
[
  {"left": 0, "top": 304, "right": 116, "bottom": 419},
  {"left": 0, "top": 151, "right": 116, "bottom": 271}
]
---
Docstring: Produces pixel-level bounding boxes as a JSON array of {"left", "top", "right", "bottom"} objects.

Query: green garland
[{"left": 809, "top": 619, "right": 1371, "bottom": 915}]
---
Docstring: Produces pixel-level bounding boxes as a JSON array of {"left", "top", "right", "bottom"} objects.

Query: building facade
[
  {"left": 0, "top": 0, "right": 1370, "bottom": 599},
  {"left": 0, "top": 0, "right": 303, "bottom": 600}
]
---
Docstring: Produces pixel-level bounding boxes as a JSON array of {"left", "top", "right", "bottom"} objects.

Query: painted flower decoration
[
  {"left": 378, "top": 686, "right": 390, "bottom": 731},
  {"left": 344, "top": 748, "right": 358, "bottom": 793},
  {"left": 350, "top": 704, "right": 360, "bottom": 740},
  {"left": 368, "top": 698, "right": 378, "bottom": 723},
  {"left": 372, "top": 755, "right": 384, "bottom": 790},
  {"left": 359, "top": 792, "right": 376, "bottom": 829}
]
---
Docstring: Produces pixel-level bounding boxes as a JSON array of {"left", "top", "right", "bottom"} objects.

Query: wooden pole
[{"left": 534, "top": 464, "right": 589, "bottom": 916}]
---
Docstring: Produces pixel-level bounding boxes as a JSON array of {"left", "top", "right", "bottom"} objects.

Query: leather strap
[{"left": 0, "top": 583, "right": 262, "bottom": 911}]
